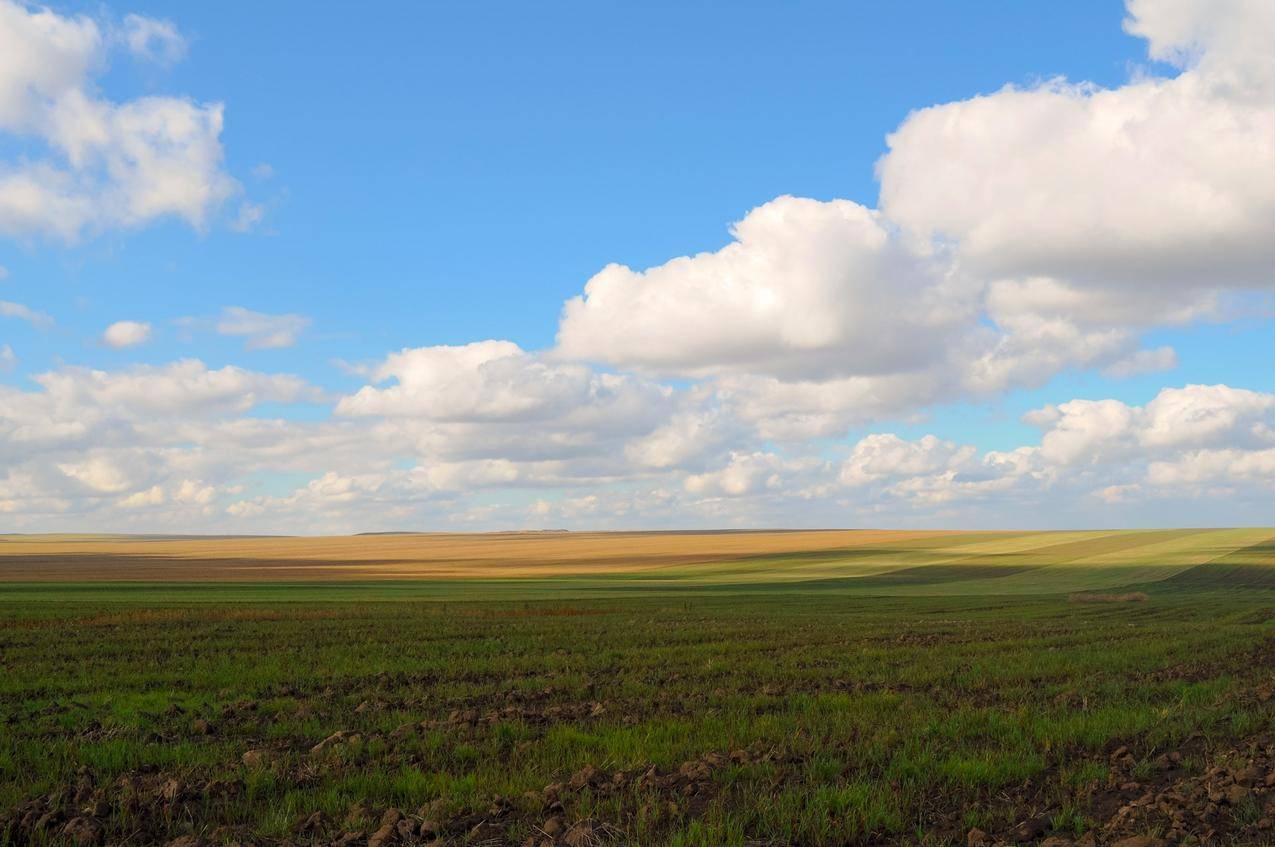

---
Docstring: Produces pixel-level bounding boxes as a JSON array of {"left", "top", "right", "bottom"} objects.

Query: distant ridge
[{"left": 353, "top": 528, "right": 847, "bottom": 536}]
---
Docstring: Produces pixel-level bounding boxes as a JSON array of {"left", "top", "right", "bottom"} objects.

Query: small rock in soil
[
  {"left": 164, "top": 837, "right": 204, "bottom": 847},
  {"left": 1014, "top": 816, "right": 1049, "bottom": 842},
  {"left": 60, "top": 817, "right": 102, "bottom": 847},
  {"left": 366, "top": 822, "right": 396, "bottom": 847},
  {"left": 1110, "top": 837, "right": 1168, "bottom": 847},
  {"left": 564, "top": 822, "right": 595, "bottom": 847},
  {"left": 967, "top": 827, "right": 990, "bottom": 847}
]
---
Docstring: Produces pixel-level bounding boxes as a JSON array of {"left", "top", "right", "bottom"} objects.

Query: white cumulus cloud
[
  {"left": 102, "top": 319, "right": 151, "bottom": 348},
  {"left": 878, "top": 0, "right": 1275, "bottom": 294},
  {"left": 557, "top": 196, "right": 968, "bottom": 382},
  {"left": 0, "top": 0, "right": 236, "bottom": 240}
]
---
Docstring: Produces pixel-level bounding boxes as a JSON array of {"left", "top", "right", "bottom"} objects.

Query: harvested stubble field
[{"left": 4, "top": 528, "right": 1275, "bottom": 847}]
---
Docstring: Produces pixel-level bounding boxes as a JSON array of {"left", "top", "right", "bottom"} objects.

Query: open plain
[{"left": 4, "top": 528, "right": 1275, "bottom": 846}]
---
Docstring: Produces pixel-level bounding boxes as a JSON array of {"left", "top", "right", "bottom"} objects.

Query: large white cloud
[
  {"left": 335, "top": 341, "right": 686, "bottom": 465},
  {"left": 546, "top": 0, "right": 1275, "bottom": 442},
  {"left": 0, "top": 359, "right": 323, "bottom": 523},
  {"left": 0, "top": 360, "right": 319, "bottom": 467},
  {"left": 555, "top": 195, "right": 1166, "bottom": 437},
  {"left": 1009, "top": 385, "right": 1275, "bottom": 508},
  {"left": 295, "top": 345, "right": 749, "bottom": 528},
  {"left": 683, "top": 451, "right": 787, "bottom": 498},
  {"left": 878, "top": 0, "right": 1275, "bottom": 292},
  {"left": 557, "top": 197, "right": 969, "bottom": 381},
  {"left": 1141, "top": 383, "right": 1275, "bottom": 448},
  {"left": 1, "top": 345, "right": 1271, "bottom": 530},
  {"left": 839, "top": 434, "right": 975, "bottom": 487},
  {"left": 1026, "top": 384, "right": 1275, "bottom": 466},
  {"left": 0, "top": 0, "right": 236, "bottom": 240},
  {"left": 812, "top": 384, "right": 1275, "bottom": 522},
  {"left": 25, "top": 359, "right": 317, "bottom": 419},
  {"left": 0, "top": 1, "right": 99, "bottom": 129},
  {"left": 338, "top": 340, "right": 650, "bottom": 422}
]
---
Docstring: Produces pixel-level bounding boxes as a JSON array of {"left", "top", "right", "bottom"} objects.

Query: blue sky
[
  {"left": 3, "top": 0, "right": 1151, "bottom": 379},
  {"left": 2, "top": 0, "right": 1274, "bottom": 531}
]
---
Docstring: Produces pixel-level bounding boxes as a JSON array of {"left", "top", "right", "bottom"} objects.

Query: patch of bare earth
[{"left": 1067, "top": 593, "right": 1149, "bottom": 604}]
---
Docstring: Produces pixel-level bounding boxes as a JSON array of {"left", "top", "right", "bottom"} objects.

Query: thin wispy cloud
[
  {"left": 215, "top": 306, "right": 310, "bottom": 350},
  {"left": 119, "top": 13, "right": 187, "bottom": 66},
  {"left": 0, "top": 300, "right": 53, "bottom": 328}
]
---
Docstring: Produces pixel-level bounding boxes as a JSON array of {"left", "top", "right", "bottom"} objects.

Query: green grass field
[{"left": 4, "top": 528, "right": 1275, "bottom": 846}]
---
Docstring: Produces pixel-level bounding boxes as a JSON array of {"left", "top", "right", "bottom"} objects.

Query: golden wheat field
[
  {"left": 0, "top": 529, "right": 956, "bottom": 581},
  {"left": 1, "top": 528, "right": 1272, "bottom": 595}
]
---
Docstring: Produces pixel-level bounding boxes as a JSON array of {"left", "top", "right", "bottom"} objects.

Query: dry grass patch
[
  {"left": 461, "top": 606, "right": 614, "bottom": 618},
  {"left": 1067, "top": 591, "right": 1149, "bottom": 604}
]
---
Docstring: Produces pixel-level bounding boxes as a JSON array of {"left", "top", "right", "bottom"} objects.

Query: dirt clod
[
  {"left": 366, "top": 821, "right": 396, "bottom": 847},
  {"left": 60, "top": 816, "right": 102, "bottom": 846},
  {"left": 1109, "top": 836, "right": 1168, "bottom": 847}
]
